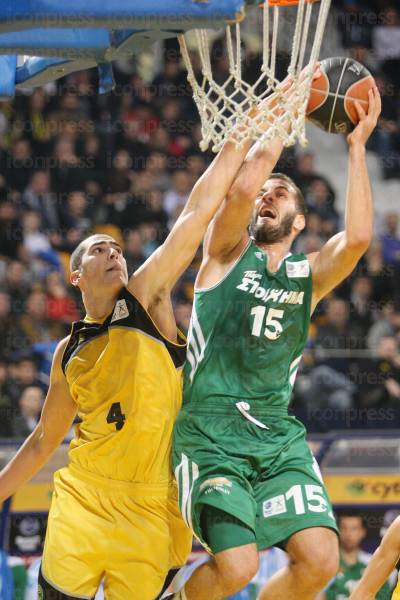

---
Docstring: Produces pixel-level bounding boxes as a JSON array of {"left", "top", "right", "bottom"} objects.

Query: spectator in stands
[
  {"left": 152, "top": 54, "right": 190, "bottom": 102},
  {"left": 45, "top": 272, "right": 79, "bottom": 325},
  {"left": 148, "top": 125, "right": 171, "bottom": 155},
  {"left": 368, "top": 301, "right": 400, "bottom": 353},
  {"left": 322, "top": 513, "right": 392, "bottom": 599},
  {"left": 186, "top": 153, "right": 207, "bottom": 180},
  {"left": 364, "top": 335, "right": 400, "bottom": 407},
  {"left": 25, "top": 88, "right": 51, "bottom": 156},
  {"left": 0, "top": 360, "right": 13, "bottom": 437},
  {"left": 163, "top": 169, "right": 192, "bottom": 220},
  {"left": 0, "top": 291, "right": 26, "bottom": 362},
  {"left": 123, "top": 229, "right": 146, "bottom": 275},
  {"left": 336, "top": 1, "right": 374, "bottom": 51},
  {"left": 22, "top": 170, "right": 59, "bottom": 231},
  {"left": 146, "top": 151, "right": 171, "bottom": 192},
  {"left": 294, "top": 152, "right": 335, "bottom": 202},
  {"left": 11, "top": 385, "right": 44, "bottom": 438},
  {"left": 348, "top": 276, "right": 376, "bottom": 339},
  {"left": 2, "top": 260, "right": 30, "bottom": 315},
  {"left": 19, "top": 289, "right": 63, "bottom": 347},
  {"left": 372, "top": 7, "right": 400, "bottom": 92},
  {"left": 295, "top": 212, "right": 325, "bottom": 254},
  {"left": 80, "top": 134, "right": 106, "bottom": 189},
  {"left": 105, "top": 149, "right": 134, "bottom": 196},
  {"left": 369, "top": 75, "right": 400, "bottom": 180},
  {"left": 138, "top": 222, "right": 161, "bottom": 258},
  {"left": 5, "top": 139, "right": 34, "bottom": 193},
  {"left": 21, "top": 210, "right": 53, "bottom": 259},
  {"left": 146, "top": 189, "right": 169, "bottom": 238},
  {"left": 120, "top": 170, "right": 159, "bottom": 230},
  {"left": 381, "top": 211, "right": 400, "bottom": 270},
  {"left": 306, "top": 178, "right": 339, "bottom": 239},
  {"left": 364, "top": 240, "right": 395, "bottom": 306},
  {"left": 315, "top": 297, "right": 366, "bottom": 361},
  {"left": 116, "top": 104, "right": 151, "bottom": 160},
  {"left": 6, "top": 356, "right": 42, "bottom": 407},
  {"left": 0, "top": 199, "right": 23, "bottom": 260},
  {"left": 49, "top": 89, "right": 90, "bottom": 129},
  {"left": 50, "top": 138, "right": 85, "bottom": 195},
  {"left": 58, "top": 191, "right": 93, "bottom": 254}
]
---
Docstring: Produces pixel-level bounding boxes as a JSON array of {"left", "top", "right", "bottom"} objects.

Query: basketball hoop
[{"left": 179, "top": 0, "right": 332, "bottom": 152}]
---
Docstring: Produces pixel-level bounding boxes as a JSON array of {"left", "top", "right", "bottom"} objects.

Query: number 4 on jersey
[{"left": 107, "top": 402, "right": 126, "bottom": 431}]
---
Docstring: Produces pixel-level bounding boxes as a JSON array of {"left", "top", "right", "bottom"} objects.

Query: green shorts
[{"left": 172, "top": 405, "right": 338, "bottom": 552}]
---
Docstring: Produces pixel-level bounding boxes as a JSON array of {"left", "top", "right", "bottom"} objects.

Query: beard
[{"left": 251, "top": 211, "right": 296, "bottom": 244}]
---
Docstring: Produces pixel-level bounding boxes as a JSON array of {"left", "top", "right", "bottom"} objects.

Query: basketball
[{"left": 307, "top": 57, "right": 375, "bottom": 134}]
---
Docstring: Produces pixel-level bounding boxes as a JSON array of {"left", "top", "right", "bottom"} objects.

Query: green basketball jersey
[{"left": 183, "top": 239, "right": 312, "bottom": 410}]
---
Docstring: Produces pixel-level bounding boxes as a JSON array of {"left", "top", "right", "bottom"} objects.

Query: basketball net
[{"left": 179, "top": 0, "right": 331, "bottom": 152}]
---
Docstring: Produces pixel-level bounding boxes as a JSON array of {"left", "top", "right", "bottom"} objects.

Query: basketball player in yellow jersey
[
  {"left": 349, "top": 516, "right": 400, "bottom": 600},
  {"left": 0, "top": 93, "right": 293, "bottom": 599}
]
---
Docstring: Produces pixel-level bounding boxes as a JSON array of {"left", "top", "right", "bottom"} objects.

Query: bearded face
[
  {"left": 251, "top": 210, "right": 297, "bottom": 244},
  {"left": 250, "top": 178, "right": 300, "bottom": 244}
]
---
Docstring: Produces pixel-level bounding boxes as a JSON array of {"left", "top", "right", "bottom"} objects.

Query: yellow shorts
[{"left": 41, "top": 466, "right": 192, "bottom": 600}]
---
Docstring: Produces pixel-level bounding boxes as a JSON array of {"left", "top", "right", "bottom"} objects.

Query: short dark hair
[
  {"left": 337, "top": 511, "right": 367, "bottom": 529},
  {"left": 268, "top": 172, "right": 307, "bottom": 217},
  {"left": 70, "top": 239, "right": 87, "bottom": 272}
]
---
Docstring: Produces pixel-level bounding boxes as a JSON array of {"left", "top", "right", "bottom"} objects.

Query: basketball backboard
[{"left": 0, "top": 0, "right": 250, "bottom": 96}]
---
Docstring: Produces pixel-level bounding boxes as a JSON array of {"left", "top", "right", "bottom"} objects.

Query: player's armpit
[
  {"left": 309, "top": 231, "right": 369, "bottom": 310},
  {"left": 0, "top": 337, "right": 77, "bottom": 502}
]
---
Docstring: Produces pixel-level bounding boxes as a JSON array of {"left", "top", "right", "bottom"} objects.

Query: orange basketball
[{"left": 307, "top": 57, "right": 375, "bottom": 134}]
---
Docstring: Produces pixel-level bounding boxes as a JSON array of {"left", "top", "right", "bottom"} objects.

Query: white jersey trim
[{"left": 195, "top": 238, "right": 252, "bottom": 293}]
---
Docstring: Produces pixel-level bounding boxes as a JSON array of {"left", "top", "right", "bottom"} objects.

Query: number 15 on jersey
[{"left": 251, "top": 306, "right": 284, "bottom": 341}]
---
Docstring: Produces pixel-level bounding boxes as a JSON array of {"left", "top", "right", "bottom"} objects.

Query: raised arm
[
  {"left": 128, "top": 87, "right": 293, "bottom": 309},
  {"left": 201, "top": 68, "right": 322, "bottom": 262},
  {"left": 203, "top": 134, "right": 285, "bottom": 260},
  {"left": 309, "top": 86, "right": 381, "bottom": 311},
  {"left": 128, "top": 137, "right": 253, "bottom": 308},
  {"left": 349, "top": 517, "right": 400, "bottom": 600},
  {"left": 0, "top": 338, "right": 77, "bottom": 502}
]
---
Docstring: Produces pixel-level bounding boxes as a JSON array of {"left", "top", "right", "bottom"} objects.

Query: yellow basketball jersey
[
  {"left": 393, "top": 579, "right": 400, "bottom": 600},
  {"left": 62, "top": 287, "right": 186, "bottom": 484}
]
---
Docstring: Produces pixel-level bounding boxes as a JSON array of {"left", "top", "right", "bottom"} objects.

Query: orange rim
[{"left": 259, "top": 0, "right": 320, "bottom": 6}]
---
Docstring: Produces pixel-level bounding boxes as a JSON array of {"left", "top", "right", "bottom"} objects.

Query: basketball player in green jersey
[
  {"left": 172, "top": 86, "right": 381, "bottom": 600},
  {"left": 349, "top": 516, "right": 400, "bottom": 600}
]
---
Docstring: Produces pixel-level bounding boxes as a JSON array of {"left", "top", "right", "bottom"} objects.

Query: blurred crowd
[
  {"left": 336, "top": 0, "right": 400, "bottom": 178},
  {"left": 0, "top": 1, "right": 399, "bottom": 439}
]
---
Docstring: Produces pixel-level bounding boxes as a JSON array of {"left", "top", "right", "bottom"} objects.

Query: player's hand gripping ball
[{"left": 306, "top": 56, "right": 376, "bottom": 134}]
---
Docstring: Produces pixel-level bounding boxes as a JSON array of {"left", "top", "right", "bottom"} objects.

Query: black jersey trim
[{"left": 62, "top": 288, "right": 186, "bottom": 373}]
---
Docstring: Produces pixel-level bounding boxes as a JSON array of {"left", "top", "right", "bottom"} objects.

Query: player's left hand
[{"left": 347, "top": 85, "right": 381, "bottom": 147}]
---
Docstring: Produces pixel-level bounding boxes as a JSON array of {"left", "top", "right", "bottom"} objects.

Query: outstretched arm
[
  {"left": 309, "top": 86, "right": 381, "bottom": 311},
  {"left": 349, "top": 517, "right": 400, "bottom": 600},
  {"left": 0, "top": 338, "right": 77, "bottom": 502}
]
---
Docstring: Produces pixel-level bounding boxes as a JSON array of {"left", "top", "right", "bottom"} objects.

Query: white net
[{"left": 179, "top": 0, "right": 331, "bottom": 152}]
